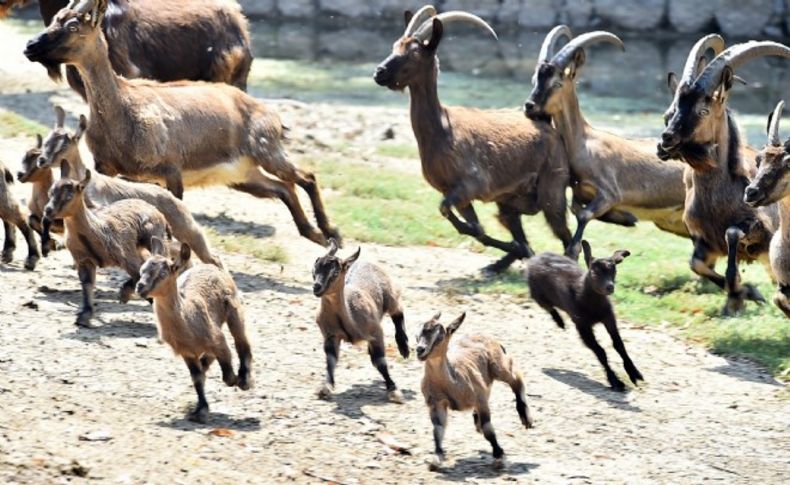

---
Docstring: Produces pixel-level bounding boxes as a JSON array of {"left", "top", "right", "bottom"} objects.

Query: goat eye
[
  {"left": 552, "top": 82, "right": 562, "bottom": 89},
  {"left": 699, "top": 108, "right": 710, "bottom": 116}
]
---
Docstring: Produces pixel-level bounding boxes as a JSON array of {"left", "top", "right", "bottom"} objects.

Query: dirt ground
[{"left": 0, "top": 21, "right": 788, "bottom": 485}]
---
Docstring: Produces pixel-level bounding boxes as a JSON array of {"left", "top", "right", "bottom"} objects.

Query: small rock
[{"left": 79, "top": 430, "right": 113, "bottom": 442}]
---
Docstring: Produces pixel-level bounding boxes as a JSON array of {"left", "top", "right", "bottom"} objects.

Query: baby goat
[
  {"left": 416, "top": 312, "right": 532, "bottom": 470},
  {"left": 0, "top": 160, "right": 40, "bottom": 269},
  {"left": 312, "top": 240, "right": 408, "bottom": 403},
  {"left": 526, "top": 240, "right": 642, "bottom": 391},
  {"left": 17, "top": 134, "right": 60, "bottom": 254},
  {"left": 45, "top": 163, "right": 170, "bottom": 327},
  {"left": 33, "top": 107, "right": 222, "bottom": 266},
  {"left": 136, "top": 238, "right": 253, "bottom": 423}
]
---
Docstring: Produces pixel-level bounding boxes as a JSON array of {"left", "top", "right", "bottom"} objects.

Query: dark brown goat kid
[
  {"left": 659, "top": 39, "right": 790, "bottom": 314},
  {"left": 32, "top": 0, "right": 252, "bottom": 99},
  {"left": 374, "top": 6, "right": 572, "bottom": 273},
  {"left": 526, "top": 240, "right": 642, "bottom": 391}
]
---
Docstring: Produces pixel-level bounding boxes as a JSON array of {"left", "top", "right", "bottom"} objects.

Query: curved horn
[
  {"left": 414, "top": 11, "right": 498, "bottom": 43},
  {"left": 327, "top": 238, "right": 339, "bottom": 256},
  {"left": 538, "top": 25, "right": 572, "bottom": 64},
  {"left": 551, "top": 31, "right": 624, "bottom": 69},
  {"left": 768, "top": 100, "right": 785, "bottom": 147},
  {"left": 404, "top": 5, "right": 437, "bottom": 37},
  {"left": 678, "top": 34, "right": 725, "bottom": 88},
  {"left": 696, "top": 41, "right": 790, "bottom": 94},
  {"left": 54, "top": 105, "right": 65, "bottom": 128}
]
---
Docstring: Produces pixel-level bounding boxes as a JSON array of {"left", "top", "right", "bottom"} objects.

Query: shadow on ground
[
  {"left": 543, "top": 368, "right": 641, "bottom": 412},
  {"left": 327, "top": 381, "right": 418, "bottom": 420}
]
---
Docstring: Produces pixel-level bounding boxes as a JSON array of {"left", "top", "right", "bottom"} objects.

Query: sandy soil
[{"left": 0, "top": 21, "right": 788, "bottom": 485}]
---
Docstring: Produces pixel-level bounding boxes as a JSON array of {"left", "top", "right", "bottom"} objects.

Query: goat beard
[
  {"left": 42, "top": 61, "right": 63, "bottom": 83},
  {"left": 657, "top": 140, "right": 717, "bottom": 171}
]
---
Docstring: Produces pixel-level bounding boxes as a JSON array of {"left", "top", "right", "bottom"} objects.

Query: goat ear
[
  {"left": 176, "top": 243, "right": 192, "bottom": 269},
  {"left": 75, "top": 115, "right": 87, "bottom": 139},
  {"left": 446, "top": 312, "right": 466, "bottom": 335},
  {"left": 77, "top": 169, "right": 91, "bottom": 191},
  {"left": 327, "top": 237, "right": 339, "bottom": 256},
  {"left": 667, "top": 72, "right": 678, "bottom": 94},
  {"left": 4, "top": 168, "right": 14, "bottom": 185},
  {"left": 716, "top": 67, "right": 734, "bottom": 100},
  {"left": 581, "top": 240, "right": 593, "bottom": 268},
  {"left": 59, "top": 159, "right": 71, "bottom": 179},
  {"left": 36, "top": 133, "right": 43, "bottom": 148},
  {"left": 572, "top": 49, "right": 586, "bottom": 72},
  {"left": 425, "top": 18, "right": 443, "bottom": 52},
  {"left": 150, "top": 237, "right": 166, "bottom": 257},
  {"left": 344, "top": 246, "right": 361, "bottom": 268},
  {"left": 612, "top": 250, "right": 631, "bottom": 264},
  {"left": 404, "top": 10, "right": 413, "bottom": 28}
]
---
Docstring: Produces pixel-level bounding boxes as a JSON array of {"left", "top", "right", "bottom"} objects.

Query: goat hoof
[
  {"left": 24, "top": 255, "right": 39, "bottom": 270},
  {"left": 1, "top": 251, "right": 13, "bottom": 264},
  {"left": 75, "top": 313, "right": 95, "bottom": 328},
  {"left": 387, "top": 389, "right": 404, "bottom": 404},
  {"left": 743, "top": 284, "right": 765, "bottom": 304},
  {"left": 628, "top": 369, "right": 644, "bottom": 385},
  {"left": 324, "top": 227, "right": 343, "bottom": 247},
  {"left": 428, "top": 455, "right": 445, "bottom": 472},
  {"left": 306, "top": 229, "right": 327, "bottom": 247},
  {"left": 317, "top": 383, "right": 334, "bottom": 400},
  {"left": 237, "top": 374, "right": 253, "bottom": 391},
  {"left": 722, "top": 297, "right": 745, "bottom": 317},
  {"left": 609, "top": 378, "right": 626, "bottom": 392},
  {"left": 119, "top": 288, "right": 134, "bottom": 304},
  {"left": 223, "top": 373, "right": 238, "bottom": 387},
  {"left": 523, "top": 415, "right": 534, "bottom": 429},
  {"left": 187, "top": 407, "right": 209, "bottom": 424},
  {"left": 493, "top": 456, "right": 508, "bottom": 470}
]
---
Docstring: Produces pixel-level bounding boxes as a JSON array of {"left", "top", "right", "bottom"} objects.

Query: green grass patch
[
  {"left": 374, "top": 142, "right": 419, "bottom": 160},
  {"left": 307, "top": 157, "right": 788, "bottom": 377},
  {"left": 0, "top": 109, "right": 47, "bottom": 138},
  {"left": 204, "top": 227, "right": 288, "bottom": 264}
]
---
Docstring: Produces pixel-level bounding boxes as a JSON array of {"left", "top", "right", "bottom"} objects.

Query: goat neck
[
  {"left": 552, "top": 85, "right": 591, "bottom": 162},
  {"left": 778, "top": 196, "right": 790, "bottom": 242},
  {"left": 63, "top": 193, "right": 102, "bottom": 237},
  {"left": 70, "top": 33, "right": 124, "bottom": 134},
  {"left": 409, "top": 61, "right": 449, "bottom": 160}
]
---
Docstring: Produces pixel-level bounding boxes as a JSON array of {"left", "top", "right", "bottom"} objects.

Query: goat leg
[
  {"left": 774, "top": 284, "right": 790, "bottom": 318},
  {"left": 477, "top": 407, "right": 506, "bottom": 468},
  {"left": 368, "top": 340, "right": 403, "bottom": 404},
  {"left": 2, "top": 220, "right": 16, "bottom": 263},
  {"left": 496, "top": 202, "right": 537, "bottom": 258},
  {"left": 75, "top": 263, "right": 96, "bottom": 328},
  {"left": 566, "top": 194, "right": 616, "bottom": 260},
  {"left": 428, "top": 405, "right": 448, "bottom": 471},
  {"left": 723, "top": 226, "right": 765, "bottom": 316},
  {"left": 689, "top": 238, "right": 726, "bottom": 289},
  {"left": 603, "top": 315, "right": 643, "bottom": 385},
  {"left": 390, "top": 311, "right": 410, "bottom": 358},
  {"left": 161, "top": 166, "right": 184, "bottom": 200},
  {"left": 318, "top": 337, "right": 339, "bottom": 399},
  {"left": 184, "top": 357, "right": 209, "bottom": 423},
  {"left": 293, "top": 169, "right": 342, "bottom": 245},
  {"left": 226, "top": 302, "right": 254, "bottom": 390},
  {"left": 575, "top": 320, "right": 625, "bottom": 391},
  {"left": 17, "top": 219, "right": 40, "bottom": 270}
]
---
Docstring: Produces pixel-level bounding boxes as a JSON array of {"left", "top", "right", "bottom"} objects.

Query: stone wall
[{"left": 238, "top": 0, "right": 790, "bottom": 37}]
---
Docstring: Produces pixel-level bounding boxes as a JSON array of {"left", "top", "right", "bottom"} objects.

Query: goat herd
[{"left": 0, "top": 0, "right": 788, "bottom": 471}]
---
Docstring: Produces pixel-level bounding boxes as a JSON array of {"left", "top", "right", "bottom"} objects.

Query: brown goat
[
  {"left": 136, "top": 238, "right": 253, "bottom": 423},
  {"left": 0, "top": 160, "right": 39, "bottom": 269},
  {"left": 0, "top": 0, "right": 28, "bottom": 18},
  {"left": 17, "top": 135, "right": 55, "bottom": 240},
  {"left": 374, "top": 6, "right": 572, "bottom": 273},
  {"left": 32, "top": 106, "right": 223, "bottom": 266},
  {"left": 45, "top": 163, "right": 170, "bottom": 327},
  {"left": 415, "top": 312, "right": 532, "bottom": 470},
  {"left": 525, "top": 26, "right": 689, "bottom": 259},
  {"left": 660, "top": 40, "right": 789, "bottom": 314},
  {"left": 25, "top": 0, "right": 339, "bottom": 247},
  {"left": 744, "top": 101, "right": 790, "bottom": 317},
  {"left": 34, "top": 0, "right": 252, "bottom": 100},
  {"left": 312, "top": 240, "right": 409, "bottom": 403}
]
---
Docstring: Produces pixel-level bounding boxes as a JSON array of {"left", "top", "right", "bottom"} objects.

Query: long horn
[
  {"left": 768, "top": 100, "right": 785, "bottom": 147},
  {"left": 695, "top": 41, "right": 790, "bottom": 94},
  {"left": 54, "top": 105, "right": 65, "bottom": 128},
  {"left": 678, "top": 34, "right": 725, "bottom": 88},
  {"left": 538, "top": 25, "right": 572, "bottom": 64},
  {"left": 551, "top": 31, "right": 624, "bottom": 69},
  {"left": 413, "top": 11, "right": 498, "bottom": 43},
  {"left": 327, "top": 238, "right": 339, "bottom": 256},
  {"left": 404, "top": 5, "right": 437, "bottom": 37}
]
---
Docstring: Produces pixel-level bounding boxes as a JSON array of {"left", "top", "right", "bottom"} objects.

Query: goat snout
[
  {"left": 605, "top": 283, "right": 615, "bottom": 294},
  {"left": 312, "top": 282, "right": 323, "bottom": 296},
  {"left": 743, "top": 185, "right": 763, "bottom": 206},
  {"left": 524, "top": 100, "right": 536, "bottom": 115},
  {"left": 136, "top": 282, "right": 149, "bottom": 298},
  {"left": 24, "top": 34, "right": 49, "bottom": 60},
  {"left": 660, "top": 131, "right": 679, "bottom": 150},
  {"left": 373, "top": 66, "right": 390, "bottom": 86},
  {"left": 415, "top": 345, "right": 428, "bottom": 360}
]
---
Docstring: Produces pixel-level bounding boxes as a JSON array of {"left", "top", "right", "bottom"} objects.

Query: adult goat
[
  {"left": 32, "top": 0, "right": 252, "bottom": 99},
  {"left": 374, "top": 6, "right": 572, "bottom": 273},
  {"left": 659, "top": 40, "right": 790, "bottom": 314},
  {"left": 525, "top": 26, "right": 689, "bottom": 259},
  {"left": 25, "top": 0, "right": 339, "bottom": 247}
]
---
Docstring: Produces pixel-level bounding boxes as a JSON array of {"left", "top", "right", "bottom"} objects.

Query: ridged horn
[
  {"left": 695, "top": 41, "right": 790, "bottom": 94},
  {"left": 538, "top": 25, "right": 572, "bottom": 64},
  {"left": 679, "top": 34, "right": 725, "bottom": 88},
  {"left": 551, "top": 31, "right": 624, "bottom": 69},
  {"left": 413, "top": 11, "right": 498, "bottom": 43},
  {"left": 768, "top": 100, "right": 785, "bottom": 147},
  {"left": 54, "top": 105, "right": 65, "bottom": 128},
  {"left": 404, "top": 5, "right": 436, "bottom": 37}
]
